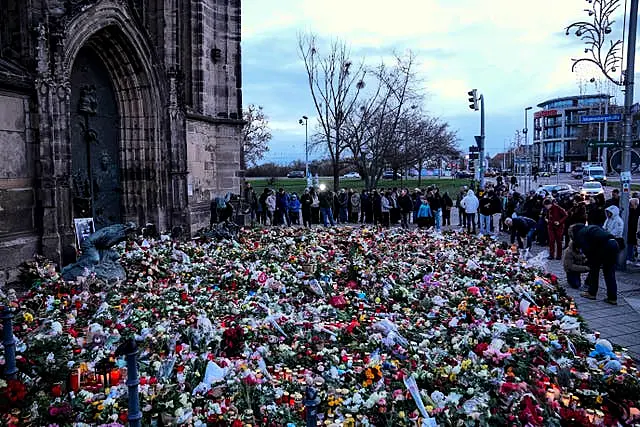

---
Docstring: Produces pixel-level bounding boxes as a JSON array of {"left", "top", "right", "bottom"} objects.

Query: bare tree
[
  {"left": 241, "top": 104, "right": 272, "bottom": 170},
  {"left": 403, "top": 118, "right": 459, "bottom": 187},
  {"left": 298, "top": 33, "right": 366, "bottom": 191},
  {"left": 344, "top": 53, "right": 422, "bottom": 189}
]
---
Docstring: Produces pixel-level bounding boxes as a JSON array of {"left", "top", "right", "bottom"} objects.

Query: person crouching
[{"left": 563, "top": 240, "right": 590, "bottom": 289}]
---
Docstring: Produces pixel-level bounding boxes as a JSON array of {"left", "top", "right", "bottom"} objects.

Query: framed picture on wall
[{"left": 74, "top": 218, "right": 95, "bottom": 249}]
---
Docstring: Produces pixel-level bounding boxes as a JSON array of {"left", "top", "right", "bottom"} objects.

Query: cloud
[{"left": 242, "top": 0, "right": 630, "bottom": 160}]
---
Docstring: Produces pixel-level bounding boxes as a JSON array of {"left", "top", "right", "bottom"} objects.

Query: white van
[{"left": 583, "top": 165, "right": 607, "bottom": 183}]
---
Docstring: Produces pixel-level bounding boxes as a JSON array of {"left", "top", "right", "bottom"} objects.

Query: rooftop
[{"left": 537, "top": 93, "right": 612, "bottom": 108}]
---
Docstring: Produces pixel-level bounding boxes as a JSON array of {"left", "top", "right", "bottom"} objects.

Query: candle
[
  {"left": 110, "top": 368, "right": 121, "bottom": 385},
  {"left": 70, "top": 369, "right": 80, "bottom": 392}
]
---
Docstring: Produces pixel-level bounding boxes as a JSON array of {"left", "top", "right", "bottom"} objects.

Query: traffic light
[{"left": 468, "top": 89, "right": 479, "bottom": 111}]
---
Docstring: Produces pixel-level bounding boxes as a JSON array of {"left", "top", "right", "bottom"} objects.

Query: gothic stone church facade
[{"left": 0, "top": 0, "right": 243, "bottom": 283}]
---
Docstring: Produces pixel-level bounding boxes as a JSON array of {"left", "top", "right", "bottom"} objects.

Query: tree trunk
[
  {"left": 417, "top": 159, "right": 423, "bottom": 188},
  {"left": 333, "top": 163, "right": 340, "bottom": 191}
]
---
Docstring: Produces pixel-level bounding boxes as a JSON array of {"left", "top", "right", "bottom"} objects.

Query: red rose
[
  {"left": 51, "top": 384, "right": 62, "bottom": 397},
  {"left": 474, "top": 342, "right": 489, "bottom": 355}
]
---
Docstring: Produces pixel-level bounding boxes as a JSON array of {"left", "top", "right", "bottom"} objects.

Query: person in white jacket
[
  {"left": 461, "top": 189, "right": 479, "bottom": 234},
  {"left": 265, "top": 191, "right": 276, "bottom": 226},
  {"left": 604, "top": 205, "right": 624, "bottom": 238},
  {"left": 380, "top": 192, "right": 391, "bottom": 227}
]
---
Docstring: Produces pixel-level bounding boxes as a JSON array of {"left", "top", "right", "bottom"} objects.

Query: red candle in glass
[
  {"left": 70, "top": 370, "right": 80, "bottom": 392},
  {"left": 110, "top": 369, "right": 121, "bottom": 385}
]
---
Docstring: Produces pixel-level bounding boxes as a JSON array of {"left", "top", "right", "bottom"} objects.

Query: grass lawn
[{"left": 247, "top": 176, "right": 473, "bottom": 196}]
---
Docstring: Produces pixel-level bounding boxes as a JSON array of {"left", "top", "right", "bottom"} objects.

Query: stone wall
[
  {"left": 186, "top": 117, "right": 241, "bottom": 233},
  {"left": 0, "top": 91, "right": 38, "bottom": 286}
]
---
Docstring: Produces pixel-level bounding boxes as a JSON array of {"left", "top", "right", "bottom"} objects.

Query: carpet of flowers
[{"left": 1, "top": 226, "right": 640, "bottom": 426}]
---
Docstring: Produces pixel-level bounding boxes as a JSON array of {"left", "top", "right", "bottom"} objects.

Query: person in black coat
[
  {"left": 300, "top": 188, "right": 313, "bottom": 227},
  {"left": 398, "top": 189, "right": 414, "bottom": 229},
  {"left": 626, "top": 198, "right": 640, "bottom": 261},
  {"left": 505, "top": 216, "right": 537, "bottom": 249},
  {"left": 587, "top": 194, "right": 606, "bottom": 226},
  {"left": 372, "top": 190, "right": 382, "bottom": 225},
  {"left": 442, "top": 191, "right": 454, "bottom": 227},
  {"left": 361, "top": 190, "right": 372, "bottom": 223},
  {"left": 570, "top": 223, "right": 620, "bottom": 304}
]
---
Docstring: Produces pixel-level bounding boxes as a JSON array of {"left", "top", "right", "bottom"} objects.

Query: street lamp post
[
  {"left": 523, "top": 106, "right": 532, "bottom": 192},
  {"left": 566, "top": 0, "right": 638, "bottom": 268},
  {"left": 299, "top": 116, "right": 309, "bottom": 182}
]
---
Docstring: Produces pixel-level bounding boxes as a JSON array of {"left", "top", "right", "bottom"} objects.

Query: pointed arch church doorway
[{"left": 70, "top": 46, "right": 122, "bottom": 227}]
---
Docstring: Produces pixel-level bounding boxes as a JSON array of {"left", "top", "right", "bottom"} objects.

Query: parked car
[
  {"left": 382, "top": 170, "right": 400, "bottom": 180},
  {"left": 538, "top": 184, "right": 575, "bottom": 199},
  {"left": 286, "top": 170, "right": 305, "bottom": 178},
  {"left": 580, "top": 181, "right": 605, "bottom": 197},
  {"left": 571, "top": 168, "right": 583, "bottom": 179},
  {"left": 540, "top": 171, "right": 551, "bottom": 177},
  {"left": 342, "top": 171, "right": 361, "bottom": 179},
  {"left": 455, "top": 170, "right": 473, "bottom": 179}
]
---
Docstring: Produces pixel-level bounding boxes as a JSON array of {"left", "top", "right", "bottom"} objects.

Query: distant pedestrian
[
  {"left": 301, "top": 188, "right": 313, "bottom": 227},
  {"left": 398, "top": 188, "right": 413, "bottom": 229},
  {"left": 545, "top": 198, "right": 567, "bottom": 260},
  {"left": 350, "top": 189, "right": 361, "bottom": 223},
  {"left": 319, "top": 189, "right": 335, "bottom": 226},
  {"left": 461, "top": 189, "right": 479, "bottom": 234},
  {"left": 627, "top": 198, "right": 640, "bottom": 262},
  {"left": 288, "top": 193, "right": 301, "bottom": 225},
  {"left": 442, "top": 191, "right": 453, "bottom": 227},
  {"left": 417, "top": 197, "right": 434, "bottom": 228},
  {"left": 380, "top": 191, "right": 391, "bottom": 227}
]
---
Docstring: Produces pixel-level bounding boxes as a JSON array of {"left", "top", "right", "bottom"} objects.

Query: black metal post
[
  {"left": 1, "top": 307, "right": 17, "bottom": 379},
  {"left": 621, "top": 0, "right": 639, "bottom": 268},
  {"left": 303, "top": 385, "right": 320, "bottom": 427},
  {"left": 116, "top": 339, "right": 142, "bottom": 427}
]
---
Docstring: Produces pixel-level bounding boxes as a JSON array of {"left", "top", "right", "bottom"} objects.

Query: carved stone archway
[{"left": 35, "top": 1, "right": 180, "bottom": 264}]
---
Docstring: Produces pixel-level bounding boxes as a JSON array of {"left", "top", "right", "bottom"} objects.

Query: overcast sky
[{"left": 241, "top": 0, "right": 631, "bottom": 164}]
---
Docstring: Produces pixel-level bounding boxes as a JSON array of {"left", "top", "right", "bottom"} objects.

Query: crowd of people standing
[{"left": 240, "top": 183, "right": 455, "bottom": 230}]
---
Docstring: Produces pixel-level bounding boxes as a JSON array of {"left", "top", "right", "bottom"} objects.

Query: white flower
[{"left": 430, "top": 390, "right": 446, "bottom": 407}]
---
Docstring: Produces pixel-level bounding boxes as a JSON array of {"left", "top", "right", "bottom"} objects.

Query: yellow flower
[
  {"left": 461, "top": 359, "right": 472, "bottom": 370},
  {"left": 596, "top": 395, "right": 603, "bottom": 404},
  {"left": 23, "top": 312, "right": 34, "bottom": 323}
]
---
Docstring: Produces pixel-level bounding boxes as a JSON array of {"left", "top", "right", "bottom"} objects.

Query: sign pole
[{"left": 621, "top": 0, "right": 638, "bottom": 269}]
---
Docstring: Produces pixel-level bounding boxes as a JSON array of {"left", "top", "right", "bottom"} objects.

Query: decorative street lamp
[
  {"left": 566, "top": 0, "right": 638, "bottom": 265},
  {"left": 523, "top": 106, "right": 533, "bottom": 191},
  {"left": 299, "top": 116, "right": 310, "bottom": 186}
]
